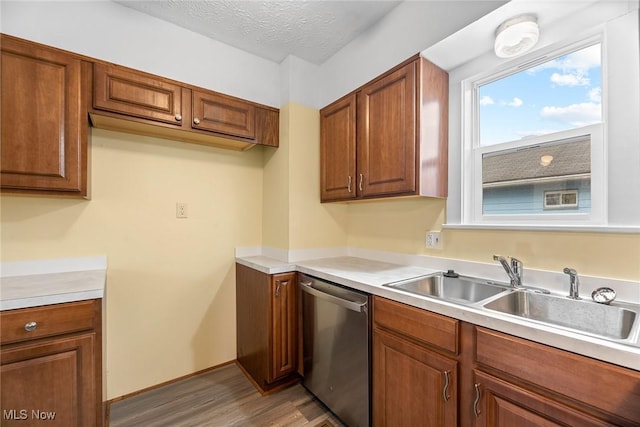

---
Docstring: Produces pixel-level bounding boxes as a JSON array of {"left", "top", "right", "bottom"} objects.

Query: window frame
[{"left": 461, "top": 35, "right": 607, "bottom": 227}]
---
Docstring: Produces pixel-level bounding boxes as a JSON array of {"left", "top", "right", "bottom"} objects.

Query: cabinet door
[
  {"left": 269, "top": 272, "right": 297, "bottom": 382},
  {"left": 472, "top": 370, "right": 612, "bottom": 427},
  {"left": 192, "top": 90, "right": 255, "bottom": 140},
  {"left": 255, "top": 107, "right": 279, "bottom": 147},
  {"left": 1, "top": 35, "right": 87, "bottom": 195},
  {"left": 357, "top": 60, "right": 417, "bottom": 197},
  {"left": 320, "top": 93, "right": 357, "bottom": 202},
  {"left": 93, "top": 62, "right": 184, "bottom": 126},
  {"left": 1, "top": 333, "right": 98, "bottom": 427},
  {"left": 373, "top": 328, "right": 457, "bottom": 427}
]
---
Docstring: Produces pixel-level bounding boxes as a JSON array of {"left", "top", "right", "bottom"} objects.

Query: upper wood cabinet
[
  {"left": 90, "top": 62, "right": 278, "bottom": 150},
  {"left": 320, "top": 55, "right": 448, "bottom": 202},
  {"left": 192, "top": 90, "right": 255, "bottom": 139},
  {"left": 1, "top": 34, "right": 89, "bottom": 197},
  {"left": 93, "top": 63, "right": 184, "bottom": 126},
  {"left": 320, "top": 93, "right": 357, "bottom": 201}
]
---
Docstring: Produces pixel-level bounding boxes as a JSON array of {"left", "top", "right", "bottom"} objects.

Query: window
[
  {"left": 462, "top": 39, "right": 606, "bottom": 226},
  {"left": 544, "top": 190, "right": 579, "bottom": 210}
]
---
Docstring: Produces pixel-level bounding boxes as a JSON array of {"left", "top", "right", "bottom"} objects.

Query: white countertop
[
  {"left": 0, "top": 257, "right": 107, "bottom": 311},
  {"left": 237, "top": 254, "right": 640, "bottom": 372},
  {"left": 235, "top": 256, "right": 296, "bottom": 275}
]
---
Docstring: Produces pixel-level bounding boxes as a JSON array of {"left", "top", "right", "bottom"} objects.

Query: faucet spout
[
  {"left": 563, "top": 267, "right": 581, "bottom": 299},
  {"left": 493, "top": 255, "right": 523, "bottom": 288}
]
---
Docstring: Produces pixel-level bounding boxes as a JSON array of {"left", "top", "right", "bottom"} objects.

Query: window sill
[{"left": 443, "top": 223, "right": 640, "bottom": 234}]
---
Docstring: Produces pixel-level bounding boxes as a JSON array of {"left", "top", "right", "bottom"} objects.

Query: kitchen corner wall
[
  {"left": 262, "top": 102, "right": 349, "bottom": 251},
  {"left": 0, "top": 130, "right": 264, "bottom": 398}
]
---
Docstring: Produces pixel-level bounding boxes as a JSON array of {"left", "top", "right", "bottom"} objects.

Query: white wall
[
  {"left": 316, "top": 0, "right": 507, "bottom": 107},
  {"left": 0, "top": 0, "right": 281, "bottom": 107}
]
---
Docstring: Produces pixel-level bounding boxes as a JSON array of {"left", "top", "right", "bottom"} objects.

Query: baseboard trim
[
  {"left": 104, "top": 360, "right": 236, "bottom": 426},
  {"left": 235, "top": 359, "right": 301, "bottom": 396}
]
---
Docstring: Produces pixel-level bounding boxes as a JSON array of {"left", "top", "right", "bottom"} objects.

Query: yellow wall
[
  {"left": 0, "top": 129, "right": 264, "bottom": 399},
  {"left": 347, "top": 198, "right": 640, "bottom": 281},
  {"left": 263, "top": 102, "right": 349, "bottom": 251}
]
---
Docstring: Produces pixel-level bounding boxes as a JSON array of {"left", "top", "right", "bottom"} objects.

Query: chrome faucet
[
  {"left": 563, "top": 267, "right": 581, "bottom": 299},
  {"left": 493, "top": 255, "right": 523, "bottom": 288}
]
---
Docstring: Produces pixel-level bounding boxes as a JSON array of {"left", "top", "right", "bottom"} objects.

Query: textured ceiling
[{"left": 116, "top": 0, "right": 402, "bottom": 65}]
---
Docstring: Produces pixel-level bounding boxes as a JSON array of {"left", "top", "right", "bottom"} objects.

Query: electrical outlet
[
  {"left": 176, "top": 203, "right": 188, "bottom": 218},
  {"left": 426, "top": 231, "right": 443, "bottom": 249}
]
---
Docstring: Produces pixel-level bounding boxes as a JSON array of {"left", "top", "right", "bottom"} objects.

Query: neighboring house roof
[{"left": 482, "top": 137, "right": 591, "bottom": 185}]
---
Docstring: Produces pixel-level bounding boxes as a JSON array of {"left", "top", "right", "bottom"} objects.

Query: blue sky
[{"left": 479, "top": 43, "right": 602, "bottom": 146}]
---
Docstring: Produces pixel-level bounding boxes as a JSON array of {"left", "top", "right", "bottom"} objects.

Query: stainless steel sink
[
  {"left": 484, "top": 290, "right": 638, "bottom": 340},
  {"left": 385, "top": 274, "right": 510, "bottom": 304}
]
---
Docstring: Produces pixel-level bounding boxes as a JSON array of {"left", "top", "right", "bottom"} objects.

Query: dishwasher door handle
[{"left": 300, "top": 281, "right": 367, "bottom": 313}]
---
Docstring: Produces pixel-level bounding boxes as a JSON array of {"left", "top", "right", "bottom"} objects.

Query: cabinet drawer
[
  {"left": 373, "top": 296, "right": 458, "bottom": 354},
  {"left": 1, "top": 300, "right": 97, "bottom": 345},
  {"left": 476, "top": 327, "right": 640, "bottom": 424}
]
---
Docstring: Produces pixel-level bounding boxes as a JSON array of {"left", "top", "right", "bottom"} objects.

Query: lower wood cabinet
[
  {"left": 373, "top": 328, "right": 457, "bottom": 426},
  {"left": 372, "top": 296, "right": 640, "bottom": 427},
  {"left": 472, "top": 370, "right": 611, "bottom": 427},
  {"left": 373, "top": 297, "right": 458, "bottom": 426},
  {"left": 0, "top": 300, "right": 103, "bottom": 427},
  {"left": 236, "top": 263, "right": 298, "bottom": 393},
  {"left": 473, "top": 327, "right": 640, "bottom": 427}
]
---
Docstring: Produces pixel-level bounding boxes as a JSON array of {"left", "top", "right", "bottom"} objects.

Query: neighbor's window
[{"left": 464, "top": 40, "right": 605, "bottom": 225}]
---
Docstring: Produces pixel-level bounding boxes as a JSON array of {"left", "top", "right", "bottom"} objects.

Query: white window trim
[
  {"left": 444, "top": 3, "right": 640, "bottom": 232},
  {"left": 462, "top": 36, "right": 606, "bottom": 227}
]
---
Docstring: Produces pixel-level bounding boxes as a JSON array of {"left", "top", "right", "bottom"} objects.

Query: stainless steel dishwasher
[{"left": 299, "top": 273, "right": 371, "bottom": 427}]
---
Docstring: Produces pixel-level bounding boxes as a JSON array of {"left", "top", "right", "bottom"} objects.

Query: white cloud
[
  {"left": 588, "top": 87, "right": 601, "bottom": 103},
  {"left": 508, "top": 97, "right": 523, "bottom": 107},
  {"left": 480, "top": 95, "right": 494, "bottom": 106},
  {"left": 529, "top": 44, "right": 600, "bottom": 75},
  {"left": 540, "top": 102, "right": 601, "bottom": 127},
  {"left": 550, "top": 72, "right": 590, "bottom": 87}
]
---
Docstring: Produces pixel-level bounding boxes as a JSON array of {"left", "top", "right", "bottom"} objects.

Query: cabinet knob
[
  {"left": 193, "top": 118, "right": 201, "bottom": 125},
  {"left": 175, "top": 114, "right": 182, "bottom": 121},
  {"left": 24, "top": 321, "right": 37, "bottom": 332}
]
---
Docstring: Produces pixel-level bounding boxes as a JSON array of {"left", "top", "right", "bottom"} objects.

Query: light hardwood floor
[{"left": 108, "top": 363, "right": 347, "bottom": 427}]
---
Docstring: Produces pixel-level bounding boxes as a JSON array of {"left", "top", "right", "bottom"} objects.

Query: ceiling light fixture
[
  {"left": 540, "top": 155, "right": 554, "bottom": 166},
  {"left": 494, "top": 14, "right": 539, "bottom": 58}
]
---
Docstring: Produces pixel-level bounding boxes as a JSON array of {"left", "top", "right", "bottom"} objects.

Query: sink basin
[
  {"left": 484, "top": 291, "right": 638, "bottom": 340},
  {"left": 385, "top": 274, "right": 510, "bottom": 304}
]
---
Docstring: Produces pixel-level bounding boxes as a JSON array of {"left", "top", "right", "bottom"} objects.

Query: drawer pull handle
[
  {"left": 275, "top": 280, "right": 289, "bottom": 298},
  {"left": 24, "top": 321, "right": 37, "bottom": 332},
  {"left": 473, "top": 383, "right": 481, "bottom": 417},
  {"left": 442, "top": 370, "right": 451, "bottom": 402},
  {"left": 347, "top": 175, "right": 352, "bottom": 193},
  {"left": 359, "top": 173, "right": 363, "bottom": 191}
]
